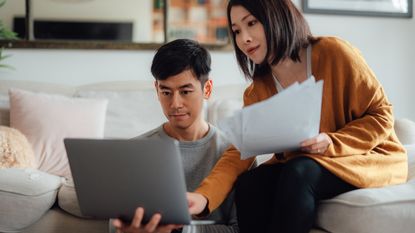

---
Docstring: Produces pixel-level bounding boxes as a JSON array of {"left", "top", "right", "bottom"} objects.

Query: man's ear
[
  {"left": 203, "top": 79, "right": 213, "bottom": 100},
  {"left": 154, "top": 81, "right": 160, "bottom": 100}
]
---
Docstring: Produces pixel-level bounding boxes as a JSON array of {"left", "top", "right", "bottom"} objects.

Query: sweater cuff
[{"left": 194, "top": 188, "right": 215, "bottom": 215}]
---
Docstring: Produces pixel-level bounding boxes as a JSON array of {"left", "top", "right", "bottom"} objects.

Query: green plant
[
  {"left": 0, "top": 0, "right": 16, "bottom": 70},
  {"left": 0, "top": 0, "right": 18, "bottom": 40}
]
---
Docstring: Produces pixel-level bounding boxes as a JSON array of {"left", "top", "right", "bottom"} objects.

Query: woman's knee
[
  {"left": 281, "top": 157, "right": 322, "bottom": 181},
  {"left": 235, "top": 164, "right": 277, "bottom": 195},
  {"left": 235, "top": 170, "right": 256, "bottom": 194}
]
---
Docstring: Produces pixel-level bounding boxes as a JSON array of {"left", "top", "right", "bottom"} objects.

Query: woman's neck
[{"left": 270, "top": 48, "right": 308, "bottom": 88}]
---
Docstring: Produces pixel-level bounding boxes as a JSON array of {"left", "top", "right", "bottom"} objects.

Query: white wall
[
  {"left": 0, "top": 49, "right": 243, "bottom": 86},
  {"left": 0, "top": 1, "right": 414, "bottom": 120},
  {"left": 296, "top": 0, "right": 415, "bottom": 121}
]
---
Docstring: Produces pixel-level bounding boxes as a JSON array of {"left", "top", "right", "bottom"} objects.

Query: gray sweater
[{"left": 138, "top": 124, "right": 239, "bottom": 233}]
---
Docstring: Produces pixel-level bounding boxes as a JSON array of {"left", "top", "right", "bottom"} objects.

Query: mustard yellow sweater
[{"left": 196, "top": 37, "right": 408, "bottom": 212}]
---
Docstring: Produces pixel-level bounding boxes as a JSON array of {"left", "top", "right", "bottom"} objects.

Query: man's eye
[
  {"left": 181, "top": 90, "right": 192, "bottom": 95},
  {"left": 161, "top": 91, "right": 170, "bottom": 96}
]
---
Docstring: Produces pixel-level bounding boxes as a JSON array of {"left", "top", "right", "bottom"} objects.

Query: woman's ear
[{"left": 203, "top": 79, "right": 213, "bottom": 100}]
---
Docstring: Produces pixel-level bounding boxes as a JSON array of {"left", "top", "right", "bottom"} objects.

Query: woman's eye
[
  {"left": 248, "top": 20, "right": 257, "bottom": 27},
  {"left": 233, "top": 29, "right": 240, "bottom": 34}
]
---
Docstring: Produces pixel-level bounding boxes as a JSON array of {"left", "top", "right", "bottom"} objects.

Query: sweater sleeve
[
  {"left": 324, "top": 43, "right": 394, "bottom": 157},
  {"left": 326, "top": 86, "right": 394, "bottom": 156},
  {"left": 195, "top": 85, "right": 257, "bottom": 212}
]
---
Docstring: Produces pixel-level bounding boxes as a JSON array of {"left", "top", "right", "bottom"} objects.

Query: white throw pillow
[
  {"left": 9, "top": 89, "right": 108, "bottom": 178},
  {"left": 0, "top": 168, "right": 62, "bottom": 232},
  {"left": 75, "top": 90, "right": 165, "bottom": 138}
]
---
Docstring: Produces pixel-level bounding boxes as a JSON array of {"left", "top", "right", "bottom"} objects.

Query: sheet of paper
[
  {"left": 218, "top": 109, "right": 243, "bottom": 150},
  {"left": 219, "top": 77, "right": 324, "bottom": 159}
]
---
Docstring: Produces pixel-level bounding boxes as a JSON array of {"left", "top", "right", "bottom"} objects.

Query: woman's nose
[{"left": 242, "top": 31, "right": 252, "bottom": 44}]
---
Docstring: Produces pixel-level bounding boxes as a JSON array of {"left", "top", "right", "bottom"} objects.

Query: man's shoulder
[
  {"left": 209, "top": 125, "right": 231, "bottom": 151},
  {"left": 211, "top": 125, "right": 228, "bottom": 141},
  {"left": 132, "top": 125, "right": 164, "bottom": 140}
]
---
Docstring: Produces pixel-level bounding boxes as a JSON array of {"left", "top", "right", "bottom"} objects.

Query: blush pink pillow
[{"left": 9, "top": 89, "right": 108, "bottom": 178}]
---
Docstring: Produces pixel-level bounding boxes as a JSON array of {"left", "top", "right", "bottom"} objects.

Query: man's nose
[{"left": 171, "top": 93, "right": 183, "bottom": 108}]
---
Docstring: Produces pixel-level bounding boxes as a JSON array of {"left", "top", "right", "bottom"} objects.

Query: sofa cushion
[
  {"left": 407, "top": 145, "right": 415, "bottom": 180},
  {"left": 0, "top": 126, "right": 36, "bottom": 168},
  {"left": 9, "top": 89, "right": 108, "bottom": 178},
  {"left": 58, "top": 179, "right": 89, "bottom": 218},
  {"left": 75, "top": 90, "right": 165, "bottom": 138},
  {"left": 0, "top": 168, "right": 62, "bottom": 232},
  {"left": 395, "top": 118, "right": 415, "bottom": 145},
  {"left": 316, "top": 145, "right": 415, "bottom": 233},
  {"left": 21, "top": 207, "right": 108, "bottom": 233}
]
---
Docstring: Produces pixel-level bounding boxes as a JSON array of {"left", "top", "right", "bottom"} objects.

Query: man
[{"left": 112, "top": 39, "right": 239, "bottom": 233}]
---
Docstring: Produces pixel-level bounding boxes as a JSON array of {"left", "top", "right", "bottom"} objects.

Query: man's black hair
[{"left": 151, "top": 39, "right": 211, "bottom": 85}]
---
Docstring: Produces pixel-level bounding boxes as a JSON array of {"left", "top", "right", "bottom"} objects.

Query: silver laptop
[{"left": 64, "top": 138, "right": 191, "bottom": 225}]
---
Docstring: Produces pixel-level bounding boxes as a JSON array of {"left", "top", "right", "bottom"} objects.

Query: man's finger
[
  {"left": 112, "top": 219, "right": 123, "bottom": 228},
  {"left": 144, "top": 213, "right": 162, "bottom": 232},
  {"left": 131, "top": 207, "right": 144, "bottom": 228}
]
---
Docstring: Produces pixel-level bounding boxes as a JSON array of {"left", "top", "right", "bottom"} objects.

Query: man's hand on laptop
[
  {"left": 187, "top": 192, "right": 208, "bottom": 215},
  {"left": 112, "top": 207, "right": 182, "bottom": 233}
]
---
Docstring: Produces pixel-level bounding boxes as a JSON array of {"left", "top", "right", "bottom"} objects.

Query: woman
[{"left": 188, "top": 0, "right": 408, "bottom": 233}]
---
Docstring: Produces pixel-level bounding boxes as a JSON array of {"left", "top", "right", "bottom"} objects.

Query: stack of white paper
[{"left": 219, "top": 77, "right": 324, "bottom": 159}]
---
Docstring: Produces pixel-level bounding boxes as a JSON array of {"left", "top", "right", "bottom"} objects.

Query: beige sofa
[{"left": 0, "top": 80, "right": 414, "bottom": 233}]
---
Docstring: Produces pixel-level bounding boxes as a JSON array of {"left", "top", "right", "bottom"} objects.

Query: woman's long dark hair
[{"left": 227, "top": 0, "right": 316, "bottom": 80}]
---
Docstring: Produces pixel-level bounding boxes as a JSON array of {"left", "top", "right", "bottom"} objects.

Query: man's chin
[{"left": 171, "top": 123, "right": 191, "bottom": 130}]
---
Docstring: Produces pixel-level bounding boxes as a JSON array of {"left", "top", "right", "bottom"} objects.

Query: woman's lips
[{"left": 247, "top": 45, "right": 259, "bottom": 55}]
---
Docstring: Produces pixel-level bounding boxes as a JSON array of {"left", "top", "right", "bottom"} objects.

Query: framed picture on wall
[{"left": 302, "top": 0, "right": 413, "bottom": 18}]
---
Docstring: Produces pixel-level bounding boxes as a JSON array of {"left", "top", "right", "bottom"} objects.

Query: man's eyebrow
[
  {"left": 158, "top": 84, "right": 171, "bottom": 90},
  {"left": 158, "top": 83, "right": 194, "bottom": 89},
  {"left": 179, "top": 83, "right": 195, "bottom": 89}
]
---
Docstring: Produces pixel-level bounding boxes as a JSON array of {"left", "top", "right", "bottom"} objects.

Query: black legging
[{"left": 235, "top": 156, "right": 356, "bottom": 233}]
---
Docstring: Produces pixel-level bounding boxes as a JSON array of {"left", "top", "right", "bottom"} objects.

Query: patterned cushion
[{"left": 0, "top": 126, "right": 36, "bottom": 168}]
